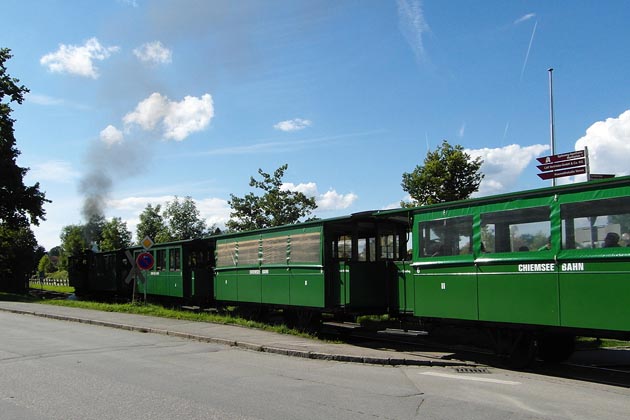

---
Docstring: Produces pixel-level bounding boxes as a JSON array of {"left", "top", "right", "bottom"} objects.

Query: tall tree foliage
[
  {"left": 401, "top": 140, "right": 484, "bottom": 207},
  {"left": 100, "top": 217, "right": 132, "bottom": 251},
  {"left": 0, "top": 48, "right": 49, "bottom": 292},
  {"left": 136, "top": 204, "right": 167, "bottom": 244},
  {"left": 161, "top": 196, "right": 208, "bottom": 242},
  {"left": 227, "top": 164, "right": 317, "bottom": 232},
  {"left": 60, "top": 225, "right": 88, "bottom": 256},
  {"left": 0, "top": 49, "right": 48, "bottom": 227}
]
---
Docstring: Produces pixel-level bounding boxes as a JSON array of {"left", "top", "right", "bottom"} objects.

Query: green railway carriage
[
  {"left": 133, "top": 238, "right": 215, "bottom": 303},
  {"left": 378, "top": 175, "right": 630, "bottom": 363},
  {"left": 214, "top": 212, "right": 408, "bottom": 315}
]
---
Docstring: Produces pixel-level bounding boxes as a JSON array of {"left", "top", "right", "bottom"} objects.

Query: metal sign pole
[
  {"left": 548, "top": 68, "right": 556, "bottom": 187},
  {"left": 585, "top": 146, "right": 591, "bottom": 181}
]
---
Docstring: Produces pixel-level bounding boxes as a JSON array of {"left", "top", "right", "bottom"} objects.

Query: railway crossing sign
[{"left": 123, "top": 250, "right": 145, "bottom": 285}]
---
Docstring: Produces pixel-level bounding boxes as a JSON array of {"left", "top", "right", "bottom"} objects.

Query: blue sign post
[{"left": 136, "top": 252, "right": 154, "bottom": 302}]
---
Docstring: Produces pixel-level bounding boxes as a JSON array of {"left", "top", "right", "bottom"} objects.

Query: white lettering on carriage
[
  {"left": 517, "top": 263, "right": 556, "bottom": 272},
  {"left": 561, "top": 262, "right": 585, "bottom": 271}
]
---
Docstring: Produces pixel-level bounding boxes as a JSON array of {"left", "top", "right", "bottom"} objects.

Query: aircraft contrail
[{"left": 520, "top": 20, "right": 538, "bottom": 82}]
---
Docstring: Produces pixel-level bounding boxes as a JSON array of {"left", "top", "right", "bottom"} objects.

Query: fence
[{"left": 29, "top": 277, "right": 70, "bottom": 288}]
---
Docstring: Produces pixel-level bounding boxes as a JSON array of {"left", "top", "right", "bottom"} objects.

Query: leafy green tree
[
  {"left": 0, "top": 48, "right": 49, "bottom": 292},
  {"left": 227, "top": 164, "right": 317, "bottom": 232},
  {"left": 401, "top": 140, "right": 484, "bottom": 207},
  {"left": 38, "top": 254, "right": 55, "bottom": 274},
  {"left": 161, "top": 196, "right": 207, "bottom": 241},
  {"left": 60, "top": 225, "right": 88, "bottom": 256},
  {"left": 100, "top": 217, "right": 132, "bottom": 251},
  {"left": 0, "top": 225, "right": 39, "bottom": 292},
  {"left": 136, "top": 204, "right": 167, "bottom": 244}
]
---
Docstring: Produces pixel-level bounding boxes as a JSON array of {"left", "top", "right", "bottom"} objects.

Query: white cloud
[
  {"left": 282, "top": 182, "right": 358, "bottom": 211},
  {"left": 123, "top": 92, "right": 214, "bottom": 141},
  {"left": 164, "top": 94, "right": 214, "bottom": 141},
  {"left": 575, "top": 109, "right": 630, "bottom": 176},
  {"left": 133, "top": 41, "right": 172, "bottom": 65},
  {"left": 26, "top": 160, "right": 80, "bottom": 184},
  {"left": 467, "top": 143, "right": 549, "bottom": 196},
  {"left": 40, "top": 37, "right": 119, "bottom": 79},
  {"left": 196, "top": 198, "right": 231, "bottom": 226},
  {"left": 274, "top": 118, "right": 312, "bottom": 132},
  {"left": 123, "top": 92, "right": 169, "bottom": 130},
  {"left": 99, "top": 125, "right": 124, "bottom": 146},
  {"left": 318, "top": 189, "right": 359, "bottom": 210},
  {"left": 397, "top": 0, "right": 431, "bottom": 63}
]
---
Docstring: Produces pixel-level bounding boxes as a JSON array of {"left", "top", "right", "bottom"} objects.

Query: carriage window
[
  {"left": 169, "top": 248, "right": 181, "bottom": 271},
  {"left": 335, "top": 235, "right": 352, "bottom": 260},
  {"left": 216, "top": 242, "right": 237, "bottom": 267},
  {"left": 561, "top": 196, "right": 630, "bottom": 249},
  {"left": 155, "top": 249, "right": 166, "bottom": 271},
  {"left": 419, "top": 216, "right": 473, "bottom": 257},
  {"left": 262, "top": 236, "right": 287, "bottom": 264},
  {"left": 380, "top": 234, "right": 397, "bottom": 259},
  {"left": 289, "top": 232, "right": 321, "bottom": 263},
  {"left": 481, "top": 207, "right": 550, "bottom": 253},
  {"left": 237, "top": 239, "right": 260, "bottom": 265},
  {"left": 357, "top": 237, "right": 376, "bottom": 262}
]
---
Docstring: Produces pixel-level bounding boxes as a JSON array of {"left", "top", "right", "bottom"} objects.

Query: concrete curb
[{"left": 0, "top": 306, "right": 470, "bottom": 367}]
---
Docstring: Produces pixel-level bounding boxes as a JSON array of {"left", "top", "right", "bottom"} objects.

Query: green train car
[
  {"left": 379, "top": 175, "right": 630, "bottom": 364},
  {"left": 214, "top": 212, "right": 407, "bottom": 321},
  {"left": 133, "top": 238, "right": 214, "bottom": 304}
]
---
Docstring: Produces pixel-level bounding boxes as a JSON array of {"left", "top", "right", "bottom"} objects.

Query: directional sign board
[
  {"left": 537, "top": 158, "right": 585, "bottom": 172},
  {"left": 536, "top": 150, "right": 585, "bottom": 164},
  {"left": 537, "top": 149, "right": 587, "bottom": 180},
  {"left": 538, "top": 166, "right": 586, "bottom": 180},
  {"left": 136, "top": 252, "right": 155, "bottom": 271}
]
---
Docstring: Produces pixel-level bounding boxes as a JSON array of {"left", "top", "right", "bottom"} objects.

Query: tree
[
  {"left": 161, "top": 196, "right": 207, "bottom": 241},
  {"left": 100, "top": 217, "right": 132, "bottom": 251},
  {"left": 0, "top": 225, "right": 39, "bottom": 292},
  {"left": 401, "top": 140, "right": 484, "bottom": 207},
  {"left": 1, "top": 49, "right": 49, "bottom": 228},
  {"left": 0, "top": 48, "right": 49, "bottom": 292},
  {"left": 60, "top": 225, "right": 88, "bottom": 256},
  {"left": 38, "top": 254, "right": 55, "bottom": 274},
  {"left": 136, "top": 204, "right": 167, "bottom": 244},
  {"left": 227, "top": 164, "right": 317, "bottom": 232}
]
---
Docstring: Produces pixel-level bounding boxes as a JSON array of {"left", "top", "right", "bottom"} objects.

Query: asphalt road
[{"left": 1, "top": 311, "right": 629, "bottom": 420}]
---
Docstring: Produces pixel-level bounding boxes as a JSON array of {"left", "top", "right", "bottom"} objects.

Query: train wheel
[
  {"left": 537, "top": 334, "right": 575, "bottom": 363},
  {"left": 285, "top": 309, "right": 321, "bottom": 332},
  {"left": 490, "top": 329, "right": 537, "bottom": 369}
]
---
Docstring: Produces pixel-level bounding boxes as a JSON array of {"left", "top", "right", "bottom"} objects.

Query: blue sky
[{"left": 4, "top": 0, "right": 630, "bottom": 250}]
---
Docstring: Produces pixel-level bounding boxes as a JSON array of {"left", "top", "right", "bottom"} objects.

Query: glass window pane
[
  {"left": 481, "top": 207, "right": 550, "bottom": 253},
  {"left": 561, "top": 196, "right": 630, "bottom": 249},
  {"left": 419, "top": 216, "right": 473, "bottom": 257}
]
